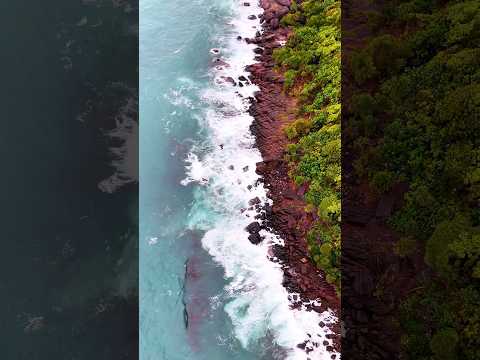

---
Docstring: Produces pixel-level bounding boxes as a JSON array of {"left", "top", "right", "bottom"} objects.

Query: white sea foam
[{"left": 183, "top": 1, "right": 339, "bottom": 359}]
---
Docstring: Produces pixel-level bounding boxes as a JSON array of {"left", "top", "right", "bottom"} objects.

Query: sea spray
[{"left": 182, "top": 1, "right": 339, "bottom": 358}]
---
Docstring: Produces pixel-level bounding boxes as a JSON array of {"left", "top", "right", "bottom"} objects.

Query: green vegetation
[
  {"left": 348, "top": 1, "right": 480, "bottom": 358},
  {"left": 274, "top": 0, "right": 341, "bottom": 290}
]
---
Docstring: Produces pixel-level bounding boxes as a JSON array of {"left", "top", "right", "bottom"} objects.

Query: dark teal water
[{"left": 1, "top": 0, "right": 138, "bottom": 358}]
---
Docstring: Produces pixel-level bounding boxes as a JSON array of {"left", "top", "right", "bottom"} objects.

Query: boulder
[
  {"left": 260, "top": 0, "right": 271, "bottom": 9},
  {"left": 263, "top": 10, "right": 275, "bottom": 22},
  {"left": 246, "top": 221, "right": 262, "bottom": 233},
  {"left": 270, "top": 18, "right": 279, "bottom": 29},
  {"left": 248, "top": 233, "right": 263, "bottom": 245},
  {"left": 276, "top": 6, "right": 290, "bottom": 18}
]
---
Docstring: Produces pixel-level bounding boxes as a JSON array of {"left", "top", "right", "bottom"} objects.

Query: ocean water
[{"left": 140, "top": 1, "right": 337, "bottom": 359}]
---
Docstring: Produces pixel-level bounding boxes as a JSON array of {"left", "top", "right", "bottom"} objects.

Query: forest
[
  {"left": 348, "top": 0, "right": 479, "bottom": 358},
  {"left": 276, "top": 0, "right": 479, "bottom": 358}
]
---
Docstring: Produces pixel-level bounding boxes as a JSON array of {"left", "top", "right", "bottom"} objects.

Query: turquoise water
[
  {"left": 140, "top": 1, "right": 337, "bottom": 359},
  {"left": 140, "top": 1, "right": 257, "bottom": 358}
]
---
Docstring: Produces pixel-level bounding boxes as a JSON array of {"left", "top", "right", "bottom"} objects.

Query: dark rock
[
  {"left": 238, "top": 75, "right": 248, "bottom": 82},
  {"left": 255, "top": 212, "right": 266, "bottom": 220},
  {"left": 249, "top": 197, "right": 261, "bottom": 206},
  {"left": 237, "top": 36, "right": 242, "bottom": 40},
  {"left": 275, "top": 0, "right": 291, "bottom": 6},
  {"left": 270, "top": 18, "right": 279, "bottom": 29},
  {"left": 248, "top": 233, "right": 263, "bottom": 245},
  {"left": 253, "top": 47, "right": 264, "bottom": 55},
  {"left": 263, "top": 11, "right": 274, "bottom": 22},
  {"left": 297, "top": 341, "right": 307, "bottom": 350},
  {"left": 264, "top": 203, "right": 272, "bottom": 216},
  {"left": 246, "top": 221, "right": 262, "bottom": 234},
  {"left": 248, "top": 14, "right": 257, "bottom": 20},
  {"left": 228, "top": 165, "right": 234, "bottom": 170},
  {"left": 276, "top": 6, "right": 290, "bottom": 18},
  {"left": 243, "top": 166, "right": 249, "bottom": 172},
  {"left": 243, "top": 2, "right": 250, "bottom": 6}
]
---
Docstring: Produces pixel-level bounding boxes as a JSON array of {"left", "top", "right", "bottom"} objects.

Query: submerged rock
[{"left": 221, "top": 76, "right": 236, "bottom": 86}]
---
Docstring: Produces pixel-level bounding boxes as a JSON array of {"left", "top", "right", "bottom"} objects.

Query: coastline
[{"left": 245, "top": 0, "right": 341, "bottom": 353}]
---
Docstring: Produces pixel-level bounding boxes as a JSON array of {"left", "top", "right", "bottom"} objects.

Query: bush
[
  {"left": 351, "top": 51, "right": 376, "bottom": 84},
  {"left": 430, "top": 328, "right": 459, "bottom": 360}
]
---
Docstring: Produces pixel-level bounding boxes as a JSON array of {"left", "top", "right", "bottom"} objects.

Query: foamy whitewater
[{"left": 182, "top": 1, "right": 339, "bottom": 359}]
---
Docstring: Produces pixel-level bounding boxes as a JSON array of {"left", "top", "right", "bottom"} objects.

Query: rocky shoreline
[{"left": 242, "top": 0, "right": 341, "bottom": 355}]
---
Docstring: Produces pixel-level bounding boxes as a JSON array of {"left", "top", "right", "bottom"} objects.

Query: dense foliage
[
  {"left": 348, "top": 1, "right": 480, "bottom": 358},
  {"left": 273, "top": 0, "right": 341, "bottom": 289}
]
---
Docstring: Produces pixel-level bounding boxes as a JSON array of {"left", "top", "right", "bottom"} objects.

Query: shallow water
[{"left": 140, "top": 1, "right": 337, "bottom": 359}]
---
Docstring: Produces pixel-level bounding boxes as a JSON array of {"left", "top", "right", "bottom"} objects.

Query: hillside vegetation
[
  {"left": 348, "top": 0, "right": 480, "bottom": 358},
  {"left": 273, "top": 0, "right": 341, "bottom": 290}
]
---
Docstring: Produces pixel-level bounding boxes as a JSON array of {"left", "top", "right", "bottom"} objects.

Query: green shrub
[
  {"left": 430, "top": 328, "right": 459, "bottom": 360},
  {"left": 351, "top": 51, "right": 376, "bottom": 84}
]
